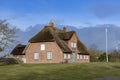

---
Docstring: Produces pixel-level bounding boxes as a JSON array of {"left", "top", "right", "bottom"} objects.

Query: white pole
[{"left": 106, "top": 28, "right": 108, "bottom": 62}]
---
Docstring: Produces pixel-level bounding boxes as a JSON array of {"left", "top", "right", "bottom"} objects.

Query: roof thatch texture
[
  {"left": 29, "top": 25, "right": 89, "bottom": 54},
  {"left": 10, "top": 44, "right": 26, "bottom": 55}
]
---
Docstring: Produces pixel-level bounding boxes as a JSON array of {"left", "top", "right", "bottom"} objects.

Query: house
[
  {"left": 10, "top": 44, "right": 26, "bottom": 63},
  {"left": 11, "top": 22, "right": 90, "bottom": 63}
]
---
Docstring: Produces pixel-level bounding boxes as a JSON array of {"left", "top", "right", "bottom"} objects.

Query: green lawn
[{"left": 0, "top": 62, "right": 120, "bottom": 80}]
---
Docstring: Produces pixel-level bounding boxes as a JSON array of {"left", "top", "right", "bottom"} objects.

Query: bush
[{"left": 0, "top": 57, "right": 23, "bottom": 65}]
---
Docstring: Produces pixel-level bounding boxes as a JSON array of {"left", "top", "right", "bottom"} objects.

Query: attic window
[
  {"left": 41, "top": 44, "right": 45, "bottom": 50},
  {"left": 71, "top": 42, "right": 77, "bottom": 48}
]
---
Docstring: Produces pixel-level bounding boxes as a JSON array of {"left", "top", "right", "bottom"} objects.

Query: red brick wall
[{"left": 25, "top": 42, "right": 63, "bottom": 63}]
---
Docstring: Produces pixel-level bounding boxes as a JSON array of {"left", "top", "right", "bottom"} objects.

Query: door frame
[{"left": 72, "top": 52, "right": 76, "bottom": 63}]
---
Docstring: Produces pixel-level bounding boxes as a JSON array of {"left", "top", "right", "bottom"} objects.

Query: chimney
[
  {"left": 49, "top": 21, "right": 54, "bottom": 27},
  {"left": 63, "top": 27, "right": 67, "bottom": 32}
]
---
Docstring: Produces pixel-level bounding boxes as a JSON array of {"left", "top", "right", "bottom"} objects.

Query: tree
[
  {"left": 98, "top": 52, "right": 106, "bottom": 62},
  {"left": 0, "top": 20, "right": 16, "bottom": 56},
  {"left": 109, "top": 50, "right": 120, "bottom": 62},
  {"left": 88, "top": 44, "right": 102, "bottom": 62},
  {"left": 98, "top": 52, "right": 111, "bottom": 62}
]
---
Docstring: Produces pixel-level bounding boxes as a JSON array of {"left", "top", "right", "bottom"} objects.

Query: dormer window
[
  {"left": 71, "top": 42, "right": 77, "bottom": 48},
  {"left": 41, "top": 44, "right": 45, "bottom": 50}
]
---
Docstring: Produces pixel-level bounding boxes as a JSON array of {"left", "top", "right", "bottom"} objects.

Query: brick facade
[{"left": 25, "top": 42, "right": 63, "bottom": 63}]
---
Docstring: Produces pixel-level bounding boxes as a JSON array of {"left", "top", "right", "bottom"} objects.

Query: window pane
[
  {"left": 41, "top": 44, "right": 45, "bottom": 50},
  {"left": 86, "top": 55, "right": 88, "bottom": 59},
  {"left": 64, "top": 54, "right": 67, "bottom": 59},
  {"left": 74, "top": 43, "right": 76, "bottom": 48},
  {"left": 47, "top": 52, "right": 52, "bottom": 59},
  {"left": 34, "top": 53, "right": 39, "bottom": 60},
  {"left": 80, "top": 55, "right": 82, "bottom": 59},
  {"left": 84, "top": 55, "right": 86, "bottom": 59},
  {"left": 68, "top": 54, "right": 71, "bottom": 59},
  {"left": 77, "top": 54, "right": 79, "bottom": 59},
  {"left": 71, "top": 42, "right": 73, "bottom": 48}
]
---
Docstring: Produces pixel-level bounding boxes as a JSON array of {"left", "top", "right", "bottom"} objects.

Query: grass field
[{"left": 0, "top": 62, "right": 120, "bottom": 80}]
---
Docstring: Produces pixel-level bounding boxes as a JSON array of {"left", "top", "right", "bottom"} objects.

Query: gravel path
[{"left": 93, "top": 77, "right": 120, "bottom": 80}]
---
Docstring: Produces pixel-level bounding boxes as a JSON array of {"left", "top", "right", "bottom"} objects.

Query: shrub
[{"left": 0, "top": 57, "right": 23, "bottom": 65}]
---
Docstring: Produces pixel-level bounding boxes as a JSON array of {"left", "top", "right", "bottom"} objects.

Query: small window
[
  {"left": 71, "top": 42, "right": 77, "bottom": 48},
  {"left": 74, "top": 43, "right": 77, "bottom": 48},
  {"left": 86, "top": 55, "right": 89, "bottom": 59},
  {"left": 64, "top": 54, "right": 67, "bottom": 59},
  {"left": 77, "top": 54, "right": 79, "bottom": 59},
  {"left": 47, "top": 52, "right": 52, "bottom": 59},
  {"left": 68, "top": 54, "right": 71, "bottom": 59},
  {"left": 79, "top": 55, "right": 82, "bottom": 59},
  {"left": 84, "top": 55, "right": 86, "bottom": 59},
  {"left": 71, "top": 42, "right": 74, "bottom": 48},
  {"left": 41, "top": 44, "right": 45, "bottom": 50},
  {"left": 34, "top": 53, "right": 39, "bottom": 60}
]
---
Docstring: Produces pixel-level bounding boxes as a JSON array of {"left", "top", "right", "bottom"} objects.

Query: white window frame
[
  {"left": 47, "top": 52, "right": 52, "bottom": 59},
  {"left": 71, "top": 42, "right": 77, "bottom": 48},
  {"left": 64, "top": 53, "right": 67, "bottom": 59},
  {"left": 77, "top": 54, "right": 79, "bottom": 59},
  {"left": 71, "top": 42, "right": 74, "bottom": 48},
  {"left": 68, "top": 54, "right": 71, "bottom": 59},
  {"left": 41, "top": 44, "right": 45, "bottom": 51},
  {"left": 84, "top": 55, "right": 86, "bottom": 59},
  {"left": 73, "top": 42, "right": 77, "bottom": 48},
  {"left": 86, "top": 55, "right": 89, "bottom": 59},
  {"left": 34, "top": 52, "right": 39, "bottom": 60},
  {"left": 79, "top": 55, "right": 82, "bottom": 59}
]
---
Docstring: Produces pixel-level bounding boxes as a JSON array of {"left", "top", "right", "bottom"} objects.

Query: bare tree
[
  {"left": 0, "top": 20, "right": 16, "bottom": 56},
  {"left": 88, "top": 44, "right": 103, "bottom": 62}
]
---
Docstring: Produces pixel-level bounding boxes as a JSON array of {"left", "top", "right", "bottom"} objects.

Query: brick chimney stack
[
  {"left": 49, "top": 21, "right": 54, "bottom": 27},
  {"left": 63, "top": 27, "right": 67, "bottom": 32}
]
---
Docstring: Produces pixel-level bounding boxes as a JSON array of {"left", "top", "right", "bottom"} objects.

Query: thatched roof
[
  {"left": 29, "top": 25, "right": 89, "bottom": 54},
  {"left": 11, "top": 44, "right": 26, "bottom": 55}
]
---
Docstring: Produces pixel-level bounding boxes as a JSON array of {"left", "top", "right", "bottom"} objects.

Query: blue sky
[{"left": 0, "top": 0, "right": 120, "bottom": 30}]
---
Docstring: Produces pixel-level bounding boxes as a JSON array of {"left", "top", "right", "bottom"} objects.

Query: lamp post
[{"left": 106, "top": 28, "right": 109, "bottom": 62}]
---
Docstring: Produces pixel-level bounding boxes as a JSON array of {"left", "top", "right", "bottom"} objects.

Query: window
[
  {"left": 84, "top": 55, "right": 86, "bottom": 59},
  {"left": 47, "top": 52, "right": 52, "bottom": 59},
  {"left": 41, "top": 44, "right": 45, "bottom": 50},
  {"left": 71, "top": 42, "right": 77, "bottom": 48},
  {"left": 86, "top": 55, "right": 89, "bottom": 59},
  {"left": 34, "top": 53, "right": 39, "bottom": 60},
  {"left": 64, "top": 54, "right": 71, "bottom": 59},
  {"left": 77, "top": 54, "right": 79, "bottom": 59},
  {"left": 80, "top": 55, "right": 82, "bottom": 59},
  {"left": 68, "top": 54, "right": 71, "bottom": 59},
  {"left": 64, "top": 54, "right": 67, "bottom": 59}
]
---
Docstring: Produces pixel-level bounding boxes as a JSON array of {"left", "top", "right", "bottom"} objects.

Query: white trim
[
  {"left": 41, "top": 44, "right": 45, "bottom": 50},
  {"left": 77, "top": 54, "right": 79, "bottom": 59},
  {"left": 47, "top": 52, "right": 52, "bottom": 59},
  {"left": 80, "top": 55, "right": 82, "bottom": 59},
  {"left": 68, "top": 54, "right": 71, "bottom": 59},
  {"left": 34, "top": 52, "right": 39, "bottom": 60},
  {"left": 64, "top": 54, "right": 67, "bottom": 59}
]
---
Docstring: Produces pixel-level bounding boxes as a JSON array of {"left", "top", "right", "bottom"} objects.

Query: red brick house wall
[{"left": 25, "top": 42, "right": 63, "bottom": 63}]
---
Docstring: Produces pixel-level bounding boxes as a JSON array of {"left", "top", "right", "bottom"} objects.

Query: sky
[{"left": 0, "top": 0, "right": 120, "bottom": 30}]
